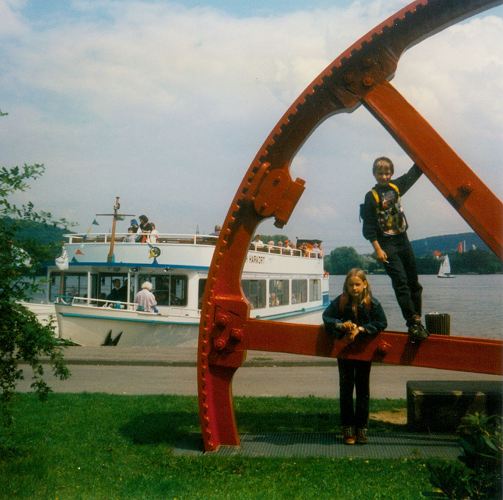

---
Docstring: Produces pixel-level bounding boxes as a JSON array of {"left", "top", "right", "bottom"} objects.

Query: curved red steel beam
[{"left": 198, "top": 0, "right": 503, "bottom": 451}]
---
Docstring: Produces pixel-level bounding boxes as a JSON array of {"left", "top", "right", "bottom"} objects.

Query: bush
[{"left": 429, "top": 412, "right": 502, "bottom": 499}]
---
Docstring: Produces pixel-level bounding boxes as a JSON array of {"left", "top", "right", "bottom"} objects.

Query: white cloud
[
  {"left": 0, "top": 0, "right": 27, "bottom": 38},
  {"left": 1, "top": 1, "right": 501, "bottom": 253}
]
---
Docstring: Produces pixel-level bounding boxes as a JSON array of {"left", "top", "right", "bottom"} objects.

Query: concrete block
[{"left": 407, "top": 380, "right": 503, "bottom": 432}]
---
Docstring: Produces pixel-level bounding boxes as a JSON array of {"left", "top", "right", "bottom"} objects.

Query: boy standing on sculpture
[{"left": 361, "top": 156, "right": 428, "bottom": 341}]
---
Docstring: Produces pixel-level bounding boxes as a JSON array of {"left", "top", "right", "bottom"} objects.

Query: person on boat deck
[
  {"left": 311, "top": 242, "right": 323, "bottom": 258},
  {"left": 252, "top": 235, "right": 264, "bottom": 250},
  {"left": 147, "top": 223, "right": 159, "bottom": 243},
  {"left": 125, "top": 227, "right": 137, "bottom": 243},
  {"left": 135, "top": 281, "right": 158, "bottom": 313},
  {"left": 107, "top": 279, "right": 123, "bottom": 302},
  {"left": 361, "top": 156, "right": 427, "bottom": 342},
  {"left": 128, "top": 219, "right": 139, "bottom": 233},
  {"left": 138, "top": 215, "right": 154, "bottom": 243}
]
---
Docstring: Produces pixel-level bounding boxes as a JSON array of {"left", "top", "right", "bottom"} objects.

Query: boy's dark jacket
[
  {"left": 323, "top": 296, "right": 387, "bottom": 337},
  {"left": 361, "top": 164, "right": 422, "bottom": 242}
]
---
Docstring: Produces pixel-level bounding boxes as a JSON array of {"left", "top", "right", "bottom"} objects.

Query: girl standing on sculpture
[{"left": 323, "top": 268, "right": 387, "bottom": 445}]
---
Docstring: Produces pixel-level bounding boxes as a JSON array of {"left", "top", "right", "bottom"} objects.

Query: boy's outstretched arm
[{"left": 394, "top": 163, "right": 422, "bottom": 195}]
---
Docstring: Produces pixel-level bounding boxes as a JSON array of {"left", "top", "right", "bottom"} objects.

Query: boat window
[
  {"left": 292, "top": 279, "right": 307, "bottom": 304},
  {"left": 145, "top": 275, "right": 171, "bottom": 306},
  {"left": 309, "top": 279, "right": 321, "bottom": 301},
  {"left": 49, "top": 273, "right": 89, "bottom": 302},
  {"left": 98, "top": 273, "right": 129, "bottom": 302},
  {"left": 269, "top": 279, "right": 289, "bottom": 307},
  {"left": 139, "top": 274, "right": 188, "bottom": 307},
  {"left": 242, "top": 279, "right": 266, "bottom": 309},
  {"left": 171, "top": 275, "right": 188, "bottom": 306},
  {"left": 198, "top": 279, "right": 207, "bottom": 309}
]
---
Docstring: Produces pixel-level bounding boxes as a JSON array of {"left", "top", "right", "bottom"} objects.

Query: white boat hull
[
  {"left": 20, "top": 301, "right": 59, "bottom": 335},
  {"left": 55, "top": 303, "right": 324, "bottom": 347}
]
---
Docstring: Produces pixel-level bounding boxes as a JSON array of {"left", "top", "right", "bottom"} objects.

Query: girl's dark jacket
[{"left": 323, "top": 295, "right": 387, "bottom": 338}]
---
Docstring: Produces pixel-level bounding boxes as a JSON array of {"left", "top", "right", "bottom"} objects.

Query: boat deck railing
[
  {"left": 64, "top": 233, "right": 323, "bottom": 259},
  {"left": 61, "top": 295, "right": 201, "bottom": 317},
  {"left": 66, "top": 232, "right": 218, "bottom": 245}
]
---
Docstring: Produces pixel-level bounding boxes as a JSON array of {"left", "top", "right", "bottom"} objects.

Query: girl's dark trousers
[{"left": 338, "top": 358, "right": 371, "bottom": 428}]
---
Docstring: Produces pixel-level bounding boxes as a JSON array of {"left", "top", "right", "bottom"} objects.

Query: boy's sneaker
[
  {"left": 408, "top": 321, "right": 428, "bottom": 342},
  {"left": 356, "top": 428, "right": 368, "bottom": 444},
  {"left": 342, "top": 426, "right": 355, "bottom": 445}
]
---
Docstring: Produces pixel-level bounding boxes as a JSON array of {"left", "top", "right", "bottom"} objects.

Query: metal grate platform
[{"left": 174, "top": 432, "right": 461, "bottom": 459}]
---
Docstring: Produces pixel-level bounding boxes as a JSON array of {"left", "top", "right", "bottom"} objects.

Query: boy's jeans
[{"left": 380, "top": 233, "right": 423, "bottom": 326}]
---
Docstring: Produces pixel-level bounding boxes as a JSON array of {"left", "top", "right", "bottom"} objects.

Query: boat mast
[{"left": 96, "top": 197, "right": 135, "bottom": 263}]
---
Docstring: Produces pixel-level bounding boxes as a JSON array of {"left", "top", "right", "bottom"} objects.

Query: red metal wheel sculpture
[{"left": 198, "top": 0, "right": 503, "bottom": 452}]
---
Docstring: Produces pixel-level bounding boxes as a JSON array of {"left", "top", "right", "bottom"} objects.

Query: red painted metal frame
[{"left": 198, "top": 0, "right": 503, "bottom": 452}]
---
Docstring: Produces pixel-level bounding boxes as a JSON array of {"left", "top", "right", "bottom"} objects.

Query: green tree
[
  {"left": 451, "top": 249, "right": 503, "bottom": 274},
  {"left": 415, "top": 255, "right": 440, "bottom": 274},
  {"left": 257, "top": 234, "right": 290, "bottom": 245},
  {"left": 1, "top": 159, "right": 70, "bottom": 451},
  {"left": 325, "top": 246, "right": 364, "bottom": 275}
]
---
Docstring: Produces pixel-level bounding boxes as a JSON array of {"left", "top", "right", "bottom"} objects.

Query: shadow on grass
[
  {"left": 120, "top": 411, "right": 199, "bottom": 446},
  {"left": 120, "top": 409, "right": 407, "bottom": 448}
]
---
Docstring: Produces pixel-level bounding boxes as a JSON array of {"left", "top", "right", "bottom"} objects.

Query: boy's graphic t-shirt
[
  {"left": 376, "top": 188, "right": 408, "bottom": 236},
  {"left": 362, "top": 164, "right": 423, "bottom": 242}
]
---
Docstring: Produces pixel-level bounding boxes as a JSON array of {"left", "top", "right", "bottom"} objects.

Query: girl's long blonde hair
[{"left": 339, "top": 268, "right": 373, "bottom": 313}]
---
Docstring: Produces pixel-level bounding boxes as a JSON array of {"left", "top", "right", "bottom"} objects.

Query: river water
[
  {"left": 329, "top": 274, "right": 503, "bottom": 339},
  {"left": 29, "top": 274, "right": 502, "bottom": 340}
]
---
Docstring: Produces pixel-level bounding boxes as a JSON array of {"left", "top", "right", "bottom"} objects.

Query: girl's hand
[
  {"left": 344, "top": 326, "right": 363, "bottom": 344},
  {"left": 341, "top": 321, "right": 354, "bottom": 332}
]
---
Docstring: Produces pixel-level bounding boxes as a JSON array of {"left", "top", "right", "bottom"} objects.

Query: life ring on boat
[{"left": 148, "top": 246, "right": 161, "bottom": 258}]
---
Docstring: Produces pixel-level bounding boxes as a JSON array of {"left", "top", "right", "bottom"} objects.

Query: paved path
[{"left": 17, "top": 346, "right": 502, "bottom": 398}]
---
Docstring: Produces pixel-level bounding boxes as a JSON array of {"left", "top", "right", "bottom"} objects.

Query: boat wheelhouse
[{"left": 49, "top": 231, "right": 329, "bottom": 346}]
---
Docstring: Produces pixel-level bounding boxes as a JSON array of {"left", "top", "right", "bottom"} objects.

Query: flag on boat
[{"left": 55, "top": 248, "right": 69, "bottom": 270}]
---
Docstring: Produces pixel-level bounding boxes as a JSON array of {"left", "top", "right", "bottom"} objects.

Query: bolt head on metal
[
  {"left": 230, "top": 328, "right": 243, "bottom": 341},
  {"left": 213, "top": 337, "right": 227, "bottom": 351},
  {"left": 215, "top": 313, "right": 230, "bottom": 328},
  {"left": 362, "top": 75, "right": 374, "bottom": 87}
]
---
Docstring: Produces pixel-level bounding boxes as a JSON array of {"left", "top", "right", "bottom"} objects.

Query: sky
[{"left": 1, "top": 0, "right": 502, "bottom": 254}]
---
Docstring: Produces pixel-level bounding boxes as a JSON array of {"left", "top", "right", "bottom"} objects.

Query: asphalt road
[{"left": 16, "top": 346, "right": 503, "bottom": 398}]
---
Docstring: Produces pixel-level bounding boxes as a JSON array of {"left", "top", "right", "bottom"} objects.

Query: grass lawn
[{"left": 0, "top": 394, "right": 445, "bottom": 499}]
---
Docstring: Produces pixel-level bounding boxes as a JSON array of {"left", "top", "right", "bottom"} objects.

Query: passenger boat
[{"left": 44, "top": 203, "right": 329, "bottom": 346}]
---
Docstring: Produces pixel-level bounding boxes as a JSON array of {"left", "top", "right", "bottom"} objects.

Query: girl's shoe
[
  {"left": 356, "top": 427, "right": 368, "bottom": 444},
  {"left": 342, "top": 426, "right": 355, "bottom": 445}
]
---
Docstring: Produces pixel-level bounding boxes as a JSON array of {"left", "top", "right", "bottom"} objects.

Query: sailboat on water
[{"left": 437, "top": 254, "right": 455, "bottom": 278}]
